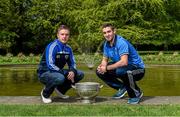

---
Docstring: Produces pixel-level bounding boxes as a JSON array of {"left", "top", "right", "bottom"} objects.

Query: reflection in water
[
  {"left": 0, "top": 64, "right": 180, "bottom": 96},
  {"left": 0, "top": 65, "right": 41, "bottom": 96},
  {"left": 141, "top": 65, "right": 180, "bottom": 96}
]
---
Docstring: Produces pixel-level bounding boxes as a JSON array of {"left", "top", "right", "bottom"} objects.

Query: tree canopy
[{"left": 0, "top": 0, "right": 179, "bottom": 54}]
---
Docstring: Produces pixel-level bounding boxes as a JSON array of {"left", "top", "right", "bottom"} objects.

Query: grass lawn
[{"left": 0, "top": 104, "right": 180, "bottom": 116}]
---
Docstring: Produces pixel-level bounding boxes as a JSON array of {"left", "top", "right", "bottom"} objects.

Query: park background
[{"left": 0, "top": 0, "right": 180, "bottom": 56}]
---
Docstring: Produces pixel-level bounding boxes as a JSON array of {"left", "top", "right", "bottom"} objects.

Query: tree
[
  {"left": 0, "top": 0, "right": 179, "bottom": 54},
  {"left": 0, "top": 0, "right": 33, "bottom": 54}
]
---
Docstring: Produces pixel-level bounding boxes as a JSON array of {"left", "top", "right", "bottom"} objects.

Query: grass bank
[
  {"left": 0, "top": 51, "right": 180, "bottom": 65},
  {"left": 0, "top": 104, "right": 180, "bottom": 116}
]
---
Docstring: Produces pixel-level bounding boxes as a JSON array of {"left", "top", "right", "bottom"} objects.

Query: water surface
[{"left": 0, "top": 64, "right": 180, "bottom": 96}]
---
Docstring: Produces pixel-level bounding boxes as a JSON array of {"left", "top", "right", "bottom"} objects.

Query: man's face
[
  {"left": 102, "top": 27, "right": 115, "bottom": 42},
  {"left": 57, "top": 29, "right": 70, "bottom": 44}
]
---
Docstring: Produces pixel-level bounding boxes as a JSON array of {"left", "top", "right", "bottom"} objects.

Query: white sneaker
[
  {"left": 55, "top": 88, "right": 69, "bottom": 99},
  {"left": 41, "top": 90, "right": 52, "bottom": 103}
]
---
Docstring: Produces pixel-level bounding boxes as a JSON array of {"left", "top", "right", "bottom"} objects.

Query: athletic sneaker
[
  {"left": 112, "top": 87, "right": 127, "bottom": 99},
  {"left": 41, "top": 89, "right": 52, "bottom": 103},
  {"left": 55, "top": 88, "right": 69, "bottom": 99},
  {"left": 128, "top": 92, "right": 143, "bottom": 104}
]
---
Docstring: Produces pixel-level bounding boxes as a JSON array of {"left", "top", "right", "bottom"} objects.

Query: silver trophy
[{"left": 72, "top": 82, "right": 103, "bottom": 103}]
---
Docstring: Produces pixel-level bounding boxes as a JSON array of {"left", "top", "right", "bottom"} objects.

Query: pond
[{"left": 0, "top": 64, "right": 180, "bottom": 96}]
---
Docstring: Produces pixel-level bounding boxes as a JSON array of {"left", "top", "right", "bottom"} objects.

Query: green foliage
[
  {"left": 141, "top": 51, "right": 180, "bottom": 64},
  {"left": 165, "top": 0, "right": 180, "bottom": 20},
  {"left": 0, "top": 52, "right": 180, "bottom": 65},
  {"left": 0, "top": 31, "right": 17, "bottom": 52},
  {"left": 0, "top": 0, "right": 33, "bottom": 53},
  {"left": 0, "top": 0, "right": 179, "bottom": 54}
]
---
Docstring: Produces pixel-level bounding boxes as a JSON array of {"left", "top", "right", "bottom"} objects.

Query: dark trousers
[
  {"left": 119, "top": 69, "right": 145, "bottom": 98},
  {"left": 96, "top": 69, "right": 125, "bottom": 90},
  {"left": 38, "top": 70, "right": 84, "bottom": 98},
  {"left": 96, "top": 64, "right": 145, "bottom": 98}
]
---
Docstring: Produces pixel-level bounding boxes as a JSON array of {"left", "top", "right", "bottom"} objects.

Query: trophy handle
[
  {"left": 71, "top": 85, "right": 76, "bottom": 89},
  {"left": 99, "top": 85, "right": 103, "bottom": 88}
]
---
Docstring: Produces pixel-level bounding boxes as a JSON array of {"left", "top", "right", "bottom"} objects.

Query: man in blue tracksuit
[
  {"left": 96, "top": 23, "right": 145, "bottom": 104},
  {"left": 37, "top": 25, "right": 84, "bottom": 103}
]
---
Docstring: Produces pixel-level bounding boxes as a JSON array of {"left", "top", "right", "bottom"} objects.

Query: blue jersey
[
  {"left": 37, "top": 39, "right": 76, "bottom": 75},
  {"left": 103, "top": 35, "right": 145, "bottom": 68}
]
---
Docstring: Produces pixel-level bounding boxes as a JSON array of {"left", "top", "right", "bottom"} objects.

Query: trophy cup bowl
[
  {"left": 72, "top": 82, "right": 103, "bottom": 103},
  {"left": 87, "top": 63, "right": 94, "bottom": 70}
]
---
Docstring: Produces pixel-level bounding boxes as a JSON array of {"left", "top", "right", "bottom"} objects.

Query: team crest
[
  {"left": 65, "top": 55, "right": 69, "bottom": 60},
  {"left": 56, "top": 55, "right": 60, "bottom": 58}
]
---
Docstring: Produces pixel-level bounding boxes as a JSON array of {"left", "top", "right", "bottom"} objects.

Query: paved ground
[{"left": 0, "top": 96, "right": 180, "bottom": 105}]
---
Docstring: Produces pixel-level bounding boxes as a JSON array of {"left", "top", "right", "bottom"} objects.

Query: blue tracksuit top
[
  {"left": 37, "top": 39, "right": 76, "bottom": 75},
  {"left": 103, "top": 35, "right": 145, "bottom": 68}
]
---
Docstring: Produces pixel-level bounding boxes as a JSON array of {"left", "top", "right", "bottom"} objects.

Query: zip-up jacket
[{"left": 37, "top": 39, "right": 77, "bottom": 76}]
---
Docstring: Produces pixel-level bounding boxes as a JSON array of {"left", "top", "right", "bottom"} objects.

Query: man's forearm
[{"left": 107, "top": 60, "right": 128, "bottom": 70}]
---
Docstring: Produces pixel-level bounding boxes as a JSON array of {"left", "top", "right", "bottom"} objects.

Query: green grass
[
  {"left": 0, "top": 104, "right": 180, "bottom": 116},
  {"left": 0, "top": 52, "right": 180, "bottom": 65},
  {"left": 141, "top": 54, "right": 180, "bottom": 64}
]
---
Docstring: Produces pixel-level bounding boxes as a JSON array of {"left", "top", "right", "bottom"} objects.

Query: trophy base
[{"left": 80, "top": 99, "right": 95, "bottom": 104}]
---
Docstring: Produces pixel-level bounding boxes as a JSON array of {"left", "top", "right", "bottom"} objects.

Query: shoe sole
[
  {"left": 128, "top": 101, "right": 139, "bottom": 104},
  {"left": 41, "top": 90, "right": 52, "bottom": 103},
  {"left": 60, "top": 95, "right": 69, "bottom": 99},
  {"left": 127, "top": 92, "right": 143, "bottom": 104},
  {"left": 112, "top": 91, "right": 127, "bottom": 99}
]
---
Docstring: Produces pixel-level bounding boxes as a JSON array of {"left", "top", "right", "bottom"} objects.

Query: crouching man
[
  {"left": 37, "top": 25, "right": 84, "bottom": 103},
  {"left": 96, "top": 23, "right": 145, "bottom": 104}
]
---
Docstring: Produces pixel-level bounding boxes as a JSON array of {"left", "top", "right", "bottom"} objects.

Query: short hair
[
  {"left": 57, "top": 25, "right": 70, "bottom": 33},
  {"left": 101, "top": 23, "right": 115, "bottom": 31}
]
